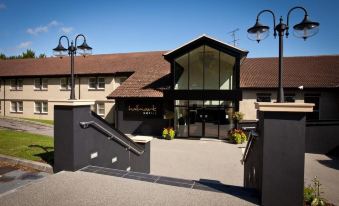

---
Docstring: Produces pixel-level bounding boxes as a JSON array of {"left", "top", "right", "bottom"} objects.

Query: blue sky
[{"left": 0, "top": 0, "right": 338, "bottom": 57}]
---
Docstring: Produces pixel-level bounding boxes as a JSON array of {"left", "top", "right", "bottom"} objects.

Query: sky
[{"left": 0, "top": 0, "right": 338, "bottom": 58}]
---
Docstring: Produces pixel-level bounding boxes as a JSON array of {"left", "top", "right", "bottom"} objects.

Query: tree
[
  {"left": 38, "top": 53, "right": 46, "bottom": 58},
  {"left": 0, "top": 53, "right": 6, "bottom": 60},
  {"left": 22, "top": 49, "right": 35, "bottom": 59}
]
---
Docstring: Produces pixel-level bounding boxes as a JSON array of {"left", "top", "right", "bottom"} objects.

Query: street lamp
[
  {"left": 247, "top": 6, "right": 319, "bottom": 103},
  {"left": 53, "top": 34, "right": 92, "bottom": 100}
]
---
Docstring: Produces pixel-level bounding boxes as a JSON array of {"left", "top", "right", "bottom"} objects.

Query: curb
[
  {"left": 0, "top": 116, "right": 53, "bottom": 128},
  {"left": 0, "top": 154, "right": 53, "bottom": 174}
]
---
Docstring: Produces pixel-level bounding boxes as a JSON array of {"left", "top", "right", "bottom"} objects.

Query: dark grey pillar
[{"left": 259, "top": 111, "right": 306, "bottom": 206}]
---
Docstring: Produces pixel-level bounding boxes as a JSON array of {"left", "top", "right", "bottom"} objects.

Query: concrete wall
[
  {"left": 306, "top": 120, "right": 339, "bottom": 154},
  {"left": 239, "top": 89, "right": 339, "bottom": 121},
  {"left": 0, "top": 76, "right": 123, "bottom": 123}
]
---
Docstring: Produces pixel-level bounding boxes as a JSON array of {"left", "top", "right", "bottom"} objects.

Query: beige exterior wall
[
  {"left": 239, "top": 89, "right": 304, "bottom": 120},
  {"left": 0, "top": 76, "right": 123, "bottom": 124}
]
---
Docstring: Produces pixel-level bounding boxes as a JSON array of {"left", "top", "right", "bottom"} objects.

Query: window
[
  {"left": 305, "top": 94, "right": 320, "bottom": 120},
  {"left": 256, "top": 93, "right": 271, "bottom": 102},
  {"left": 88, "top": 77, "right": 105, "bottom": 90},
  {"left": 34, "top": 78, "right": 48, "bottom": 90},
  {"left": 34, "top": 101, "right": 48, "bottom": 114},
  {"left": 60, "top": 78, "right": 71, "bottom": 90},
  {"left": 284, "top": 93, "right": 295, "bottom": 103},
  {"left": 10, "top": 79, "right": 23, "bottom": 90},
  {"left": 10, "top": 101, "right": 23, "bottom": 113},
  {"left": 96, "top": 103, "right": 105, "bottom": 116}
]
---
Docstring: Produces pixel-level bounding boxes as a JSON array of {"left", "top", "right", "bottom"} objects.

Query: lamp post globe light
[
  {"left": 53, "top": 34, "right": 92, "bottom": 100},
  {"left": 247, "top": 6, "right": 319, "bottom": 103}
]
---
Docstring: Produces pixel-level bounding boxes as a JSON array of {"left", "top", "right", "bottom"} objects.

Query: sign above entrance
[{"left": 123, "top": 100, "right": 163, "bottom": 120}]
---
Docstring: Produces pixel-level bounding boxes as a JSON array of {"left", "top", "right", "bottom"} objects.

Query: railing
[
  {"left": 79, "top": 121, "right": 144, "bottom": 156},
  {"left": 241, "top": 130, "right": 258, "bottom": 164}
]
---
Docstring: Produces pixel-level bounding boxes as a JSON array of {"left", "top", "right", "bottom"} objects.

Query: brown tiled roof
[
  {"left": 0, "top": 52, "right": 338, "bottom": 99},
  {"left": 0, "top": 51, "right": 167, "bottom": 77},
  {"left": 241, "top": 55, "right": 339, "bottom": 88}
]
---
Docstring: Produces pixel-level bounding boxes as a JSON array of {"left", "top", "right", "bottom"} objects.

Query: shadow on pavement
[
  {"left": 28, "top": 145, "right": 54, "bottom": 166},
  {"left": 196, "top": 179, "right": 259, "bottom": 204},
  {"left": 317, "top": 158, "right": 339, "bottom": 170}
]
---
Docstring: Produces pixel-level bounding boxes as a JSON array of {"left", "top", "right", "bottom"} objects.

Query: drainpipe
[
  {"left": 78, "top": 77, "right": 81, "bottom": 99},
  {"left": 3, "top": 79, "right": 6, "bottom": 116}
]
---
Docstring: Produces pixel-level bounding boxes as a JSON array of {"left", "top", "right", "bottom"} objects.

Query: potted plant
[
  {"left": 232, "top": 111, "right": 244, "bottom": 129},
  {"left": 162, "top": 127, "right": 175, "bottom": 140},
  {"left": 228, "top": 129, "right": 247, "bottom": 144}
]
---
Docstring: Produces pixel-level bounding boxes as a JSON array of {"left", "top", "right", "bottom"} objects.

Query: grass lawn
[
  {"left": 0, "top": 129, "right": 54, "bottom": 164},
  {"left": 22, "top": 118, "right": 54, "bottom": 125}
]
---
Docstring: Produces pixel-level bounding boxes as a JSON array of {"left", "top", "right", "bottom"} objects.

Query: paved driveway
[
  {"left": 305, "top": 153, "right": 339, "bottom": 204},
  {"left": 0, "top": 162, "right": 49, "bottom": 196},
  {"left": 0, "top": 117, "right": 53, "bottom": 137},
  {"left": 151, "top": 138, "right": 246, "bottom": 186}
]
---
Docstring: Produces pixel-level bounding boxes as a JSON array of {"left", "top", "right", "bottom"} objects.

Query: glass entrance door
[
  {"left": 175, "top": 100, "right": 234, "bottom": 138},
  {"left": 188, "top": 101, "right": 203, "bottom": 137}
]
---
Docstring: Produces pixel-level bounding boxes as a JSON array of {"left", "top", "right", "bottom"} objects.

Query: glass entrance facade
[
  {"left": 162, "top": 36, "right": 246, "bottom": 139},
  {"left": 174, "top": 100, "right": 234, "bottom": 138}
]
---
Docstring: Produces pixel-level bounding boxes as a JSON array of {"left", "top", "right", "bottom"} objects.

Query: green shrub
[
  {"left": 304, "top": 176, "right": 328, "bottom": 206},
  {"left": 228, "top": 129, "right": 247, "bottom": 144},
  {"left": 162, "top": 128, "right": 175, "bottom": 140}
]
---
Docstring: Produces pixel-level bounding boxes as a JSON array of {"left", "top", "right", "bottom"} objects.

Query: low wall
[{"left": 306, "top": 120, "right": 339, "bottom": 154}]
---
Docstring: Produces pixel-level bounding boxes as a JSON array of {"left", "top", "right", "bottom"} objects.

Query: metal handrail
[
  {"left": 241, "top": 130, "right": 258, "bottom": 164},
  {"left": 79, "top": 121, "right": 144, "bottom": 156}
]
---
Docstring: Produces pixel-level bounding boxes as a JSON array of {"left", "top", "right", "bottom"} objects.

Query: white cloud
[
  {"left": 48, "top": 20, "right": 60, "bottom": 27},
  {"left": 0, "top": 3, "right": 6, "bottom": 10},
  {"left": 27, "top": 26, "right": 48, "bottom": 35},
  {"left": 26, "top": 20, "right": 61, "bottom": 35},
  {"left": 60, "top": 27, "right": 73, "bottom": 34},
  {"left": 17, "top": 41, "right": 32, "bottom": 49}
]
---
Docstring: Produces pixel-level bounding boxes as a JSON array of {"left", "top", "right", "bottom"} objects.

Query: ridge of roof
[
  {"left": 163, "top": 34, "right": 248, "bottom": 57},
  {"left": 246, "top": 54, "right": 339, "bottom": 60}
]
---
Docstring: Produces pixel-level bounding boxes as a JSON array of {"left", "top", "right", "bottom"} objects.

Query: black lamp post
[
  {"left": 53, "top": 34, "right": 92, "bottom": 100},
  {"left": 247, "top": 6, "right": 319, "bottom": 103}
]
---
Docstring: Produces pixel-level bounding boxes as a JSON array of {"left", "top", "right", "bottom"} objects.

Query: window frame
[
  {"left": 10, "top": 101, "right": 23, "bottom": 113},
  {"left": 60, "top": 78, "right": 71, "bottom": 90},
  {"left": 34, "top": 78, "right": 48, "bottom": 90},
  {"left": 88, "top": 77, "right": 105, "bottom": 90},
  {"left": 96, "top": 103, "right": 105, "bottom": 116},
  {"left": 34, "top": 101, "right": 48, "bottom": 114},
  {"left": 256, "top": 93, "right": 271, "bottom": 102},
  {"left": 10, "top": 79, "right": 23, "bottom": 91}
]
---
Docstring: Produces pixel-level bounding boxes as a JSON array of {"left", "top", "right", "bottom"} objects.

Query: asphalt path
[{"left": 0, "top": 117, "right": 53, "bottom": 137}]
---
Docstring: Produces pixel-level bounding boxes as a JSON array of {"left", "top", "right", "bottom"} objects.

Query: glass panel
[
  {"left": 174, "top": 53, "right": 188, "bottom": 90},
  {"left": 10, "top": 80, "right": 16, "bottom": 89},
  {"left": 34, "top": 79, "right": 40, "bottom": 89},
  {"left": 60, "top": 78, "right": 67, "bottom": 89},
  {"left": 18, "top": 102, "right": 23, "bottom": 112},
  {"left": 89, "top": 77, "right": 97, "bottom": 89},
  {"left": 175, "top": 100, "right": 188, "bottom": 106},
  {"left": 189, "top": 46, "right": 204, "bottom": 90},
  {"left": 219, "top": 101, "right": 234, "bottom": 139},
  {"left": 11, "top": 102, "right": 16, "bottom": 112},
  {"left": 98, "top": 77, "right": 105, "bottom": 89},
  {"left": 257, "top": 93, "right": 271, "bottom": 102},
  {"left": 42, "top": 102, "right": 48, "bottom": 113},
  {"left": 35, "top": 102, "right": 41, "bottom": 113},
  {"left": 204, "top": 46, "right": 219, "bottom": 90},
  {"left": 17, "top": 79, "right": 23, "bottom": 90},
  {"left": 189, "top": 100, "right": 203, "bottom": 136},
  {"left": 204, "top": 104, "right": 219, "bottom": 137},
  {"left": 220, "top": 52, "right": 235, "bottom": 90},
  {"left": 97, "top": 103, "right": 105, "bottom": 115},
  {"left": 42, "top": 79, "right": 48, "bottom": 89},
  {"left": 174, "top": 107, "right": 188, "bottom": 137}
]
